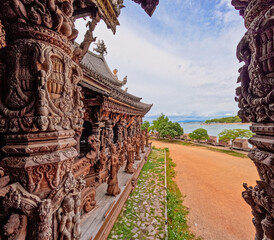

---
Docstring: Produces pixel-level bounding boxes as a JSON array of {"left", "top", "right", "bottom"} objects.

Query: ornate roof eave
[
  {"left": 81, "top": 67, "right": 152, "bottom": 112},
  {"left": 73, "top": 0, "right": 159, "bottom": 34},
  {"left": 102, "top": 97, "right": 151, "bottom": 116},
  {"left": 73, "top": 0, "right": 120, "bottom": 34},
  {"left": 131, "top": 0, "right": 159, "bottom": 17}
]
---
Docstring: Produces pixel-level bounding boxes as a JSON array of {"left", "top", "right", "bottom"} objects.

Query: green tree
[
  {"left": 189, "top": 128, "right": 209, "bottom": 142},
  {"left": 149, "top": 113, "right": 169, "bottom": 133},
  {"left": 218, "top": 129, "right": 253, "bottom": 148},
  {"left": 159, "top": 121, "right": 184, "bottom": 139},
  {"left": 141, "top": 121, "right": 150, "bottom": 131}
]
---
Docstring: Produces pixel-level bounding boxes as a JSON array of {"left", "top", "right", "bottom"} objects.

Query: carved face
[
  {"left": 4, "top": 214, "right": 20, "bottom": 236},
  {"left": 61, "top": 1, "right": 73, "bottom": 17},
  {"left": 62, "top": 196, "right": 74, "bottom": 213}
]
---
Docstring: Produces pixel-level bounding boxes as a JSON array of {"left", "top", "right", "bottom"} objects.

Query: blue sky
[{"left": 75, "top": 0, "right": 246, "bottom": 121}]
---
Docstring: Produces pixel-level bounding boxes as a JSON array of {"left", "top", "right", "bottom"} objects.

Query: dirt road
[{"left": 152, "top": 140, "right": 258, "bottom": 240}]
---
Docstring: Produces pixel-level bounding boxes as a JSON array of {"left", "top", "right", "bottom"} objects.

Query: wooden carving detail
[
  {"left": 125, "top": 137, "right": 135, "bottom": 174},
  {"left": 37, "top": 199, "right": 53, "bottom": 240},
  {"left": 107, "top": 144, "right": 120, "bottom": 196},
  {"left": 0, "top": 0, "right": 78, "bottom": 40},
  {"left": 86, "top": 135, "right": 100, "bottom": 166},
  {"left": 0, "top": 40, "right": 84, "bottom": 133},
  {"left": 57, "top": 193, "right": 81, "bottom": 240},
  {"left": 141, "top": 130, "right": 145, "bottom": 153},
  {"left": 4, "top": 214, "right": 28, "bottom": 240},
  {"left": 234, "top": 2, "right": 274, "bottom": 123},
  {"left": 232, "top": 1, "right": 274, "bottom": 239},
  {"left": 0, "top": 21, "right": 6, "bottom": 48},
  {"left": 134, "top": 135, "right": 141, "bottom": 161}
]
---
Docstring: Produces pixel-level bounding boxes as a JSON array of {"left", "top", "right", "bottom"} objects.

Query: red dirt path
[{"left": 152, "top": 140, "right": 258, "bottom": 240}]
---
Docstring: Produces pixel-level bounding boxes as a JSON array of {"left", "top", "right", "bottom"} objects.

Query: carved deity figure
[
  {"left": 117, "top": 125, "right": 123, "bottom": 142},
  {"left": 116, "top": 141, "right": 123, "bottom": 166},
  {"left": 135, "top": 135, "right": 141, "bottom": 161},
  {"left": 57, "top": 194, "right": 81, "bottom": 240},
  {"left": 119, "top": 141, "right": 127, "bottom": 167},
  {"left": 106, "top": 126, "right": 114, "bottom": 147},
  {"left": 98, "top": 145, "right": 107, "bottom": 172},
  {"left": 86, "top": 135, "right": 100, "bottom": 166},
  {"left": 125, "top": 138, "right": 135, "bottom": 174},
  {"left": 145, "top": 130, "right": 149, "bottom": 147},
  {"left": 107, "top": 144, "right": 121, "bottom": 196},
  {"left": 38, "top": 199, "right": 52, "bottom": 240},
  {"left": 4, "top": 213, "right": 28, "bottom": 240},
  {"left": 140, "top": 131, "right": 146, "bottom": 153},
  {"left": 74, "top": 128, "right": 83, "bottom": 155}
]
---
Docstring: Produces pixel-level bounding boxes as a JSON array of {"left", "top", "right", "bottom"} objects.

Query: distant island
[{"left": 203, "top": 116, "right": 244, "bottom": 124}]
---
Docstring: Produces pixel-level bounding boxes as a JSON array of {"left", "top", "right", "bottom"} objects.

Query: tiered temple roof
[{"left": 80, "top": 49, "right": 152, "bottom": 115}]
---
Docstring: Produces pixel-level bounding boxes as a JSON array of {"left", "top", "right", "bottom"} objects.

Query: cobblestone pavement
[{"left": 108, "top": 149, "right": 166, "bottom": 240}]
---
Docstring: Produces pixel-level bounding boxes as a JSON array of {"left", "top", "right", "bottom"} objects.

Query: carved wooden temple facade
[
  {"left": 232, "top": 0, "right": 274, "bottom": 239},
  {"left": 0, "top": 0, "right": 158, "bottom": 239}
]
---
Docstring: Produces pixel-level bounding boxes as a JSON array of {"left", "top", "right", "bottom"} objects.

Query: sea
[{"left": 179, "top": 122, "right": 251, "bottom": 137}]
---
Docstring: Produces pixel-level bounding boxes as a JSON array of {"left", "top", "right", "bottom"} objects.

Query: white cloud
[{"left": 75, "top": 1, "right": 246, "bottom": 119}]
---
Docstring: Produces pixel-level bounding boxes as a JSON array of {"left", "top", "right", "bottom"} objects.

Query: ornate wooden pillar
[
  {"left": 232, "top": 1, "right": 274, "bottom": 239},
  {"left": 0, "top": 1, "right": 86, "bottom": 239}
]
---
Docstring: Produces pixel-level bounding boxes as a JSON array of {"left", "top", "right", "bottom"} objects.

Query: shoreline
[{"left": 201, "top": 122, "right": 251, "bottom": 126}]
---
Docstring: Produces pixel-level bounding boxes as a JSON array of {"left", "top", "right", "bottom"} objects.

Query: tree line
[
  {"left": 204, "top": 116, "right": 241, "bottom": 124},
  {"left": 142, "top": 114, "right": 253, "bottom": 145}
]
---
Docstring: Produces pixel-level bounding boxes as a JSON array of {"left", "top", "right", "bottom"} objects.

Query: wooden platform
[{"left": 81, "top": 145, "right": 152, "bottom": 240}]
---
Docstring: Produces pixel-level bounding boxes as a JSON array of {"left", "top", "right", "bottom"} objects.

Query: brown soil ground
[{"left": 151, "top": 140, "right": 258, "bottom": 240}]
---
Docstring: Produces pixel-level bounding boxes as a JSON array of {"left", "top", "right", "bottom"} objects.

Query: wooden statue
[
  {"left": 141, "top": 131, "right": 146, "bottom": 153},
  {"left": 86, "top": 135, "right": 100, "bottom": 166},
  {"left": 98, "top": 145, "right": 107, "bottom": 172},
  {"left": 145, "top": 129, "right": 149, "bottom": 147},
  {"left": 135, "top": 135, "right": 141, "bottom": 161},
  {"left": 125, "top": 138, "right": 135, "bottom": 174},
  {"left": 107, "top": 144, "right": 121, "bottom": 196},
  {"left": 120, "top": 141, "right": 127, "bottom": 167}
]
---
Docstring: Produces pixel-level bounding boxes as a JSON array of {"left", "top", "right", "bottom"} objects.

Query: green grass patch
[
  {"left": 151, "top": 137, "right": 193, "bottom": 146},
  {"left": 195, "top": 145, "right": 248, "bottom": 158},
  {"left": 108, "top": 149, "right": 166, "bottom": 240},
  {"left": 166, "top": 149, "right": 201, "bottom": 240},
  {"left": 152, "top": 137, "right": 248, "bottom": 158}
]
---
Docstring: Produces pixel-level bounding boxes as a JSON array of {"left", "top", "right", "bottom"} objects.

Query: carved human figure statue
[
  {"left": 135, "top": 135, "right": 141, "bottom": 161},
  {"left": 120, "top": 141, "right": 127, "bottom": 167},
  {"left": 86, "top": 135, "right": 100, "bottom": 166},
  {"left": 116, "top": 141, "right": 123, "bottom": 167},
  {"left": 140, "top": 131, "right": 146, "bottom": 153},
  {"left": 125, "top": 137, "right": 135, "bottom": 174},
  {"left": 57, "top": 194, "right": 80, "bottom": 240},
  {"left": 74, "top": 128, "right": 83, "bottom": 154},
  {"left": 98, "top": 144, "right": 107, "bottom": 172},
  {"left": 145, "top": 130, "right": 149, "bottom": 147},
  {"left": 107, "top": 144, "right": 121, "bottom": 196}
]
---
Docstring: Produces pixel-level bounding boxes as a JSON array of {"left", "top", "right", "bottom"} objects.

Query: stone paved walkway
[{"left": 108, "top": 149, "right": 166, "bottom": 240}]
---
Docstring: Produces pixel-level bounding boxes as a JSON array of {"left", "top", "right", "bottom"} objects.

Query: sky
[{"left": 75, "top": 0, "right": 246, "bottom": 121}]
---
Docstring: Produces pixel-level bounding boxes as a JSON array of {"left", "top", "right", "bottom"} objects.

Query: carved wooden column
[
  {"left": 232, "top": 1, "right": 274, "bottom": 239},
  {"left": 0, "top": 1, "right": 86, "bottom": 239},
  {"left": 106, "top": 119, "right": 114, "bottom": 147}
]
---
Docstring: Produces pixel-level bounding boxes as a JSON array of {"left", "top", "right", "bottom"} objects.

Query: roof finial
[
  {"left": 94, "top": 40, "right": 107, "bottom": 56},
  {"left": 113, "top": 69, "right": 118, "bottom": 76},
  {"left": 112, "top": 0, "right": 125, "bottom": 16}
]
